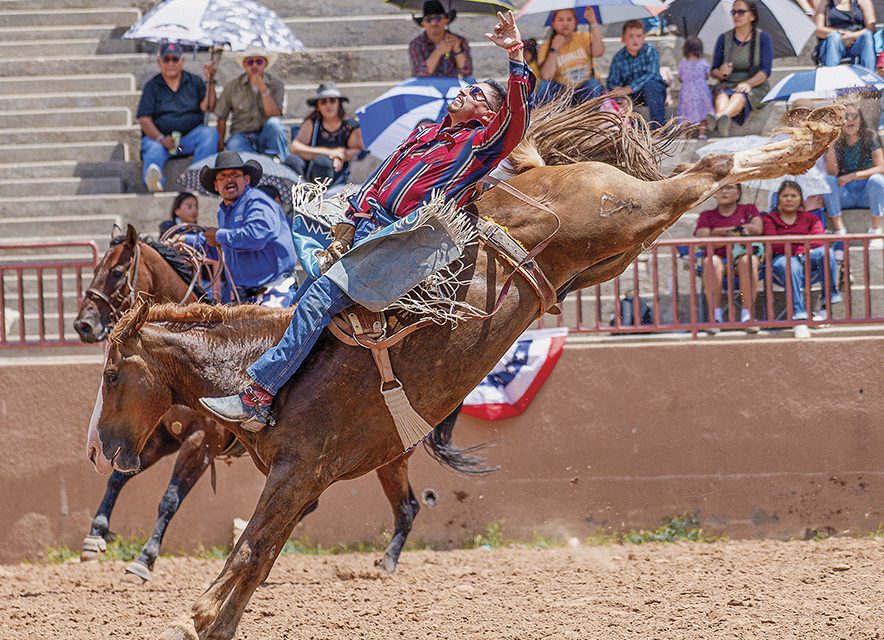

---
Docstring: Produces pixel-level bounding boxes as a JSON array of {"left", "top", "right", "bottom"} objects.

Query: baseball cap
[{"left": 158, "top": 42, "right": 183, "bottom": 59}]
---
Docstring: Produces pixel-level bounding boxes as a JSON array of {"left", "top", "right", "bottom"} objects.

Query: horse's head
[
  {"left": 74, "top": 224, "right": 142, "bottom": 343},
  {"left": 86, "top": 300, "right": 171, "bottom": 474}
]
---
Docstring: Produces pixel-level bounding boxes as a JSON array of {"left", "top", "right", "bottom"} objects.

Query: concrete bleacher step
[
  {"left": 0, "top": 214, "right": 123, "bottom": 241},
  {"left": 0, "top": 124, "right": 139, "bottom": 147},
  {"left": 0, "top": 37, "right": 138, "bottom": 57},
  {"left": 260, "top": 0, "right": 401, "bottom": 17},
  {"left": 0, "top": 106, "right": 131, "bottom": 128},
  {"left": 0, "top": 176, "right": 123, "bottom": 197},
  {"left": 0, "top": 141, "right": 127, "bottom": 163},
  {"left": 0, "top": 24, "right": 121, "bottom": 41},
  {"left": 0, "top": 0, "right": 136, "bottom": 9},
  {"left": 0, "top": 193, "right": 181, "bottom": 225},
  {"left": 0, "top": 159, "right": 139, "bottom": 181},
  {"left": 0, "top": 8, "right": 140, "bottom": 28},
  {"left": 0, "top": 91, "right": 139, "bottom": 112},
  {"left": 0, "top": 74, "right": 135, "bottom": 95}
]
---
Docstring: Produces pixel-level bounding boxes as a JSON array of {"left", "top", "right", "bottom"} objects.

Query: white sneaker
[
  {"left": 812, "top": 309, "right": 828, "bottom": 322},
  {"left": 868, "top": 227, "right": 883, "bottom": 249},
  {"left": 793, "top": 324, "right": 811, "bottom": 339},
  {"left": 145, "top": 164, "right": 163, "bottom": 192}
]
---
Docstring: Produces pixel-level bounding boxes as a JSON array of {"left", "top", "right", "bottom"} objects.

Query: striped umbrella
[
  {"left": 663, "top": 0, "right": 815, "bottom": 58},
  {"left": 517, "top": 0, "right": 665, "bottom": 25},
  {"left": 356, "top": 77, "right": 468, "bottom": 160},
  {"left": 763, "top": 65, "right": 884, "bottom": 102}
]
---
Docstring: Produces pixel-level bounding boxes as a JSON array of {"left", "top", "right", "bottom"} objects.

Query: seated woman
[
  {"left": 284, "top": 83, "right": 365, "bottom": 187},
  {"left": 706, "top": 0, "right": 772, "bottom": 137},
  {"left": 694, "top": 183, "right": 762, "bottom": 332},
  {"left": 763, "top": 180, "right": 841, "bottom": 339},
  {"left": 159, "top": 191, "right": 199, "bottom": 236},
  {"left": 822, "top": 101, "right": 884, "bottom": 247},
  {"left": 813, "top": 0, "right": 876, "bottom": 69},
  {"left": 536, "top": 8, "right": 604, "bottom": 104}
]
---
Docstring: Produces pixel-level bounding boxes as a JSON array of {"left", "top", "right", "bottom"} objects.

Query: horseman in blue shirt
[{"left": 200, "top": 151, "right": 298, "bottom": 307}]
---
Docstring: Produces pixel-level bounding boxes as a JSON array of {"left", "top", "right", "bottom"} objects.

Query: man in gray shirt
[{"left": 215, "top": 49, "right": 287, "bottom": 160}]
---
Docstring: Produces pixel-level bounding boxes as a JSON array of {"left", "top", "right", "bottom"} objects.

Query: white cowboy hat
[{"left": 234, "top": 49, "right": 278, "bottom": 70}]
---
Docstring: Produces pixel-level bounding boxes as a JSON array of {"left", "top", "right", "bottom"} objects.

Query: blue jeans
[
  {"left": 770, "top": 247, "right": 840, "bottom": 319},
  {"left": 820, "top": 30, "right": 876, "bottom": 69},
  {"left": 284, "top": 153, "right": 350, "bottom": 186},
  {"left": 226, "top": 117, "right": 288, "bottom": 160},
  {"left": 140, "top": 124, "right": 218, "bottom": 189},
  {"left": 631, "top": 78, "right": 668, "bottom": 130},
  {"left": 822, "top": 174, "right": 884, "bottom": 218},
  {"left": 246, "top": 217, "right": 380, "bottom": 394},
  {"left": 535, "top": 78, "right": 604, "bottom": 105}
]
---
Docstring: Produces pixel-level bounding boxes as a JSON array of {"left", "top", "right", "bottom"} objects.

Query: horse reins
[{"left": 84, "top": 242, "right": 142, "bottom": 324}]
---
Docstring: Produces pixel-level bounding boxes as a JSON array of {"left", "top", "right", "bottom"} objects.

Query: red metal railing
[
  {"left": 537, "top": 234, "right": 884, "bottom": 337},
  {"left": 0, "top": 241, "right": 99, "bottom": 349}
]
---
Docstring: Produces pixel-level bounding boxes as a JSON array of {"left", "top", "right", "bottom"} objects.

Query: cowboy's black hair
[
  {"left": 483, "top": 78, "right": 506, "bottom": 112},
  {"left": 169, "top": 191, "right": 197, "bottom": 221},
  {"left": 257, "top": 184, "right": 281, "bottom": 202}
]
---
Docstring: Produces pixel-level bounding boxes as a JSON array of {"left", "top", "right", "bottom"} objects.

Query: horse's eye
[
  {"left": 104, "top": 371, "right": 119, "bottom": 385},
  {"left": 112, "top": 267, "right": 126, "bottom": 277}
]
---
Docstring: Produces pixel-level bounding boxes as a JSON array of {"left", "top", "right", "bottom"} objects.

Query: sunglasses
[
  {"left": 466, "top": 84, "right": 490, "bottom": 106},
  {"left": 422, "top": 14, "right": 445, "bottom": 24},
  {"left": 244, "top": 57, "right": 266, "bottom": 66},
  {"left": 730, "top": 8, "right": 749, "bottom": 16},
  {"left": 161, "top": 56, "right": 181, "bottom": 63},
  {"left": 845, "top": 112, "right": 861, "bottom": 121},
  {"left": 317, "top": 97, "right": 339, "bottom": 105}
]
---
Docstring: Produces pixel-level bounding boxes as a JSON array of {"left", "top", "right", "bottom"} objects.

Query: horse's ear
[
  {"left": 114, "top": 298, "right": 151, "bottom": 344},
  {"left": 111, "top": 223, "right": 123, "bottom": 240},
  {"left": 125, "top": 224, "right": 138, "bottom": 247}
]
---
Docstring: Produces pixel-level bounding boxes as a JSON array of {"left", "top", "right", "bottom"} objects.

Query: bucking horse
[{"left": 86, "top": 99, "right": 842, "bottom": 638}]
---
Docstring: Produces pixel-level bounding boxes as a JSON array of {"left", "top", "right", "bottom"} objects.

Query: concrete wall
[{"left": 1, "top": 337, "right": 882, "bottom": 563}]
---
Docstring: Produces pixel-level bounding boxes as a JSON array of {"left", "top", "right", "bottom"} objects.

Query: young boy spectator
[
  {"left": 215, "top": 50, "right": 287, "bottom": 160},
  {"left": 136, "top": 42, "right": 218, "bottom": 192},
  {"left": 606, "top": 20, "right": 668, "bottom": 129},
  {"left": 409, "top": 0, "right": 473, "bottom": 79}
]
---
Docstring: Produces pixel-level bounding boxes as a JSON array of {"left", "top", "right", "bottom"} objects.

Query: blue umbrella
[
  {"left": 356, "top": 77, "right": 469, "bottom": 160},
  {"left": 763, "top": 65, "right": 884, "bottom": 102},
  {"left": 517, "top": 0, "right": 665, "bottom": 25}
]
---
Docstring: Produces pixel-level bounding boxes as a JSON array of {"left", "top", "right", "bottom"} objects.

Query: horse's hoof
[
  {"left": 121, "top": 560, "right": 151, "bottom": 584},
  {"left": 374, "top": 555, "right": 398, "bottom": 575},
  {"left": 80, "top": 535, "right": 107, "bottom": 562},
  {"left": 159, "top": 619, "right": 198, "bottom": 640}
]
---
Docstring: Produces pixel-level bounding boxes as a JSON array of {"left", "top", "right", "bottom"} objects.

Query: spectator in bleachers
[
  {"left": 523, "top": 38, "right": 540, "bottom": 79},
  {"left": 159, "top": 191, "right": 199, "bottom": 236},
  {"left": 813, "top": 0, "right": 876, "bottom": 69},
  {"left": 763, "top": 180, "right": 841, "bottom": 339},
  {"left": 794, "top": 0, "right": 816, "bottom": 16},
  {"left": 409, "top": 0, "right": 473, "bottom": 79},
  {"left": 706, "top": 0, "right": 772, "bottom": 137},
  {"left": 822, "top": 100, "right": 884, "bottom": 247},
  {"left": 137, "top": 42, "right": 218, "bottom": 193},
  {"left": 284, "top": 83, "right": 364, "bottom": 187},
  {"left": 606, "top": 20, "right": 668, "bottom": 129},
  {"left": 694, "top": 183, "right": 762, "bottom": 331},
  {"left": 536, "top": 8, "right": 604, "bottom": 104},
  {"left": 677, "top": 36, "right": 714, "bottom": 139},
  {"left": 215, "top": 50, "right": 287, "bottom": 161}
]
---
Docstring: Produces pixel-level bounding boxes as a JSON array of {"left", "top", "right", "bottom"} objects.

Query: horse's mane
[
  {"left": 111, "top": 235, "right": 204, "bottom": 296},
  {"left": 508, "top": 92, "right": 683, "bottom": 181}
]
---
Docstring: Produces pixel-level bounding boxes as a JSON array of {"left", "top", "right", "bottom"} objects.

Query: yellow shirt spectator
[{"left": 538, "top": 31, "right": 598, "bottom": 85}]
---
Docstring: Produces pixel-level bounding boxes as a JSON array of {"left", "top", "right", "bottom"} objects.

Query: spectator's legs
[
  {"left": 636, "top": 79, "right": 668, "bottom": 129},
  {"left": 806, "top": 246, "right": 841, "bottom": 303},
  {"left": 736, "top": 254, "right": 760, "bottom": 321},
  {"left": 864, "top": 173, "right": 884, "bottom": 232},
  {"left": 771, "top": 254, "right": 807, "bottom": 319},
  {"left": 225, "top": 132, "right": 258, "bottom": 154},
  {"left": 702, "top": 253, "right": 724, "bottom": 323},
  {"left": 821, "top": 32, "right": 847, "bottom": 66},
  {"left": 140, "top": 135, "right": 170, "bottom": 190},
  {"left": 257, "top": 117, "right": 289, "bottom": 160},
  {"left": 305, "top": 155, "right": 335, "bottom": 182},
  {"left": 822, "top": 174, "right": 846, "bottom": 232},
  {"left": 535, "top": 80, "right": 560, "bottom": 105},
  {"left": 283, "top": 154, "right": 308, "bottom": 177},
  {"left": 178, "top": 125, "right": 219, "bottom": 163},
  {"left": 847, "top": 30, "right": 877, "bottom": 69},
  {"left": 573, "top": 78, "right": 605, "bottom": 103}
]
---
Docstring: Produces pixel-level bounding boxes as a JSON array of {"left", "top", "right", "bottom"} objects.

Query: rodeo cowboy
[{"left": 201, "top": 11, "right": 534, "bottom": 430}]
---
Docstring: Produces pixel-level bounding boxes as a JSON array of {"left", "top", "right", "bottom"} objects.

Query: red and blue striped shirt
[{"left": 347, "top": 59, "right": 535, "bottom": 222}]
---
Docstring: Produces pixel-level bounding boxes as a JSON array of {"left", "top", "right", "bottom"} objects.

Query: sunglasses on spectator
[
  {"left": 244, "top": 57, "right": 266, "bottom": 66},
  {"left": 317, "top": 97, "right": 339, "bottom": 105},
  {"left": 423, "top": 14, "right": 445, "bottom": 24},
  {"left": 845, "top": 112, "right": 861, "bottom": 120},
  {"left": 162, "top": 56, "right": 181, "bottom": 63},
  {"left": 730, "top": 8, "right": 749, "bottom": 16},
  {"left": 465, "top": 85, "right": 490, "bottom": 106}
]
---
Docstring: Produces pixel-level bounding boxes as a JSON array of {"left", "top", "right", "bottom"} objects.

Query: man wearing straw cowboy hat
[
  {"left": 199, "top": 150, "right": 298, "bottom": 307},
  {"left": 215, "top": 49, "right": 288, "bottom": 160}
]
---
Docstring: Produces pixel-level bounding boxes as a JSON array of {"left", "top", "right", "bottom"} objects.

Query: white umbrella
[
  {"left": 517, "top": 0, "right": 665, "bottom": 24},
  {"left": 124, "top": 0, "right": 305, "bottom": 52},
  {"left": 763, "top": 65, "right": 884, "bottom": 102},
  {"left": 696, "top": 135, "right": 831, "bottom": 195}
]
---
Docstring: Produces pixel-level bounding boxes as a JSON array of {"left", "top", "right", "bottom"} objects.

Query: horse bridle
[{"left": 84, "top": 242, "right": 142, "bottom": 325}]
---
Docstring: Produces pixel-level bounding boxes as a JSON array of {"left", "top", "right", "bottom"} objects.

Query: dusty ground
[{"left": 1, "top": 539, "right": 883, "bottom": 639}]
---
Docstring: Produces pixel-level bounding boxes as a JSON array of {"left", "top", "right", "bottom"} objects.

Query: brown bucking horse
[
  {"left": 87, "top": 104, "right": 842, "bottom": 638},
  {"left": 74, "top": 226, "right": 490, "bottom": 582}
]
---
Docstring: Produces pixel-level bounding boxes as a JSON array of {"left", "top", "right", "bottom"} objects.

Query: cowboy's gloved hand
[{"left": 329, "top": 222, "right": 355, "bottom": 256}]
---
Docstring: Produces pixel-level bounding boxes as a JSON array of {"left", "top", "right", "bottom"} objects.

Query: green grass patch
[
  {"left": 585, "top": 515, "right": 721, "bottom": 546},
  {"left": 466, "top": 522, "right": 507, "bottom": 549},
  {"left": 43, "top": 535, "right": 149, "bottom": 564}
]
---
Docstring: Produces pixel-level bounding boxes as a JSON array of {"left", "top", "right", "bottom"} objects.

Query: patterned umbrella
[
  {"left": 356, "top": 76, "right": 469, "bottom": 160},
  {"left": 517, "top": 0, "right": 665, "bottom": 25},
  {"left": 123, "top": 0, "right": 305, "bottom": 52},
  {"left": 177, "top": 152, "right": 303, "bottom": 206},
  {"left": 763, "top": 65, "right": 884, "bottom": 103}
]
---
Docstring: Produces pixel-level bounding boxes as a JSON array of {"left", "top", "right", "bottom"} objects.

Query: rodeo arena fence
[{"left": 1, "top": 235, "right": 883, "bottom": 349}]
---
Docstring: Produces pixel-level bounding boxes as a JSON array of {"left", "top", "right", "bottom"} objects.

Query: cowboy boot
[{"left": 199, "top": 384, "right": 275, "bottom": 432}]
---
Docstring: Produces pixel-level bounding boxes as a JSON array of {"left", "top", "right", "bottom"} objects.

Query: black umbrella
[{"left": 664, "top": 0, "right": 816, "bottom": 58}]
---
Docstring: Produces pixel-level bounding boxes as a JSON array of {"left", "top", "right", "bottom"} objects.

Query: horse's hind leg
[
  {"left": 374, "top": 453, "right": 419, "bottom": 574},
  {"left": 81, "top": 428, "right": 176, "bottom": 562},
  {"left": 122, "top": 427, "right": 215, "bottom": 584},
  {"left": 161, "top": 465, "right": 322, "bottom": 640}
]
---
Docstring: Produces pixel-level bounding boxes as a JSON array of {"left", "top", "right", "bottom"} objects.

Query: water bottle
[{"left": 169, "top": 130, "right": 182, "bottom": 156}]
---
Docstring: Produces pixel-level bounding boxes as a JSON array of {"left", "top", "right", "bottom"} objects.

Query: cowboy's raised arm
[{"left": 472, "top": 11, "right": 534, "bottom": 162}]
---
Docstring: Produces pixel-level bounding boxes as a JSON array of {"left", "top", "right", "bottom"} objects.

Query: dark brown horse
[
  {"left": 75, "top": 226, "right": 487, "bottom": 582},
  {"left": 87, "top": 106, "right": 841, "bottom": 638}
]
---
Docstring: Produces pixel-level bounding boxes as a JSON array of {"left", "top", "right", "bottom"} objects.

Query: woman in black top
[
  {"left": 284, "top": 83, "right": 365, "bottom": 187},
  {"left": 813, "top": 0, "right": 876, "bottom": 68}
]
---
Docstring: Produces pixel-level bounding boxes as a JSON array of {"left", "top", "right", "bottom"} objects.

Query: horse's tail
[{"left": 422, "top": 404, "right": 499, "bottom": 476}]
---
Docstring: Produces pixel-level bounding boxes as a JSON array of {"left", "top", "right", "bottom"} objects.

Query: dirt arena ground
[{"left": 2, "top": 538, "right": 883, "bottom": 639}]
